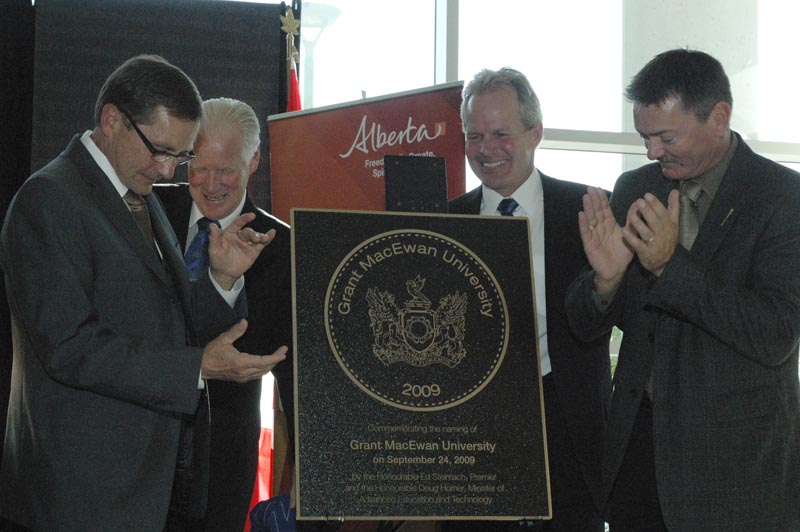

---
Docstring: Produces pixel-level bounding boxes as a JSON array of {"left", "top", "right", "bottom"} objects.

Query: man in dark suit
[
  {"left": 0, "top": 55, "right": 287, "bottom": 532},
  {"left": 566, "top": 49, "right": 800, "bottom": 531},
  {"left": 443, "top": 67, "right": 611, "bottom": 532},
  {"left": 157, "top": 97, "right": 293, "bottom": 532}
]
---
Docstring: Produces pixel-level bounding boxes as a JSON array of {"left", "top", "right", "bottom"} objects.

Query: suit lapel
[
  {"left": 449, "top": 187, "right": 482, "bottom": 214},
  {"left": 69, "top": 137, "right": 174, "bottom": 288},
  {"left": 689, "top": 136, "right": 750, "bottom": 264},
  {"left": 540, "top": 174, "right": 563, "bottom": 301},
  {"left": 148, "top": 191, "right": 194, "bottom": 328},
  {"left": 540, "top": 173, "right": 562, "bottom": 263},
  {"left": 464, "top": 188, "right": 482, "bottom": 214},
  {"left": 148, "top": 193, "right": 188, "bottom": 283},
  {"left": 157, "top": 183, "right": 193, "bottom": 248}
]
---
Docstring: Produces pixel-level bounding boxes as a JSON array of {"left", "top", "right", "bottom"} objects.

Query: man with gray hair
[
  {"left": 442, "top": 67, "right": 611, "bottom": 531},
  {"left": 158, "top": 97, "right": 294, "bottom": 531}
]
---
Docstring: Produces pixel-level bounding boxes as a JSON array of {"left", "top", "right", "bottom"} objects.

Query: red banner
[{"left": 267, "top": 82, "right": 465, "bottom": 223}]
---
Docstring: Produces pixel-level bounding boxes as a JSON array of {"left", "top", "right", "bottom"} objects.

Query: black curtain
[
  {"left": 0, "top": 0, "right": 36, "bottom": 473},
  {"left": 0, "top": 0, "right": 285, "bottom": 490},
  {"left": 29, "top": 0, "right": 284, "bottom": 209}
]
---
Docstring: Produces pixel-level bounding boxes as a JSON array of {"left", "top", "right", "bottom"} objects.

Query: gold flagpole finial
[
  {"left": 280, "top": 7, "right": 301, "bottom": 63},
  {"left": 280, "top": 7, "right": 300, "bottom": 38}
]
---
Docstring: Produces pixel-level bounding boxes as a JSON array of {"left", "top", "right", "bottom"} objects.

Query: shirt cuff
[
  {"left": 592, "top": 284, "right": 619, "bottom": 313},
  {"left": 208, "top": 268, "right": 244, "bottom": 308}
]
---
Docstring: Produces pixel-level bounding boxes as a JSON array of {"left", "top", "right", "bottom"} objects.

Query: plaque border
[
  {"left": 291, "top": 208, "right": 552, "bottom": 522},
  {"left": 323, "top": 228, "right": 510, "bottom": 412}
]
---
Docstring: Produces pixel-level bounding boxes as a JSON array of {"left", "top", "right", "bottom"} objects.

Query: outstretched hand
[
  {"left": 208, "top": 212, "right": 276, "bottom": 290},
  {"left": 201, "top": 320, "right": 288, "bottom": 383},
  {"left": 578, "top": 187, "right": 634, "bottom": 294}
]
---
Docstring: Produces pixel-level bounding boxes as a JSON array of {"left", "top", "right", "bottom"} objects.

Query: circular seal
[{"left": 325, "top": 229, "right": 508, "bottom": 411}]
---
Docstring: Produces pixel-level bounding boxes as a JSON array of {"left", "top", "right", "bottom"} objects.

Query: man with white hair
[{"left": 158, "top": 97, "right": 294, "bottom": 532}]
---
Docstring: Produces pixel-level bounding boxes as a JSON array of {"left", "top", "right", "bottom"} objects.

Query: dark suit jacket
[
  {"left": 566, "top": 134, "right": 800, "bottom": 531},
  {"left": 157, "top": 183, "right": 294, "bottom": 529},
  {"left": 0, "top": 136, "right": 244, "bottom": 532},
  {"left": 449, "top": 172, "right": 612, "bottom": 510}
]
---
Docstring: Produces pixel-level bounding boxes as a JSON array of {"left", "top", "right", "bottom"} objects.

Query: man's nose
[
  {"left": 478, "top": 137, "right": 499, "bottom": 154},
  {"left": 646, "top": 139, "right": 664, "bottom": 160},
  {"left": 154, "top": 158, "right": 180, "bottom": 180},
  {"left": 204, "top": 172, "right": 221, "bottom": 190}
]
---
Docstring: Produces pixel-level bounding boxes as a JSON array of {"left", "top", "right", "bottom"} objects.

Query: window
[
  {"left": 298, "top": 1, "right": 435, "bottom": 109},
  {"left": 266, "top": 0, "right": 800, "bottom": 376}
]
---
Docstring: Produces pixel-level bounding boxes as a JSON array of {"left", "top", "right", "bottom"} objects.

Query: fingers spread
[
  {"left": 237, "top": 227, "right": 276, "bottom": 248},
  {"left": 229, "top": 212, "right": 257, "bottom": 232}
]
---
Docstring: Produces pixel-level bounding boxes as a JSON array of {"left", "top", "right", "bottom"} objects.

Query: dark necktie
[
  {"left": 679, "top": 180, "right": 703, "bottom": 250},
  {"left": 497, "top": 197, "right": 519, "bottom": 216},
  {"left": 123, "top": 190, "right": 154, "bottom": 244},
  {"left": 184, "top": 218, "right": 219, "bottom": 281}
]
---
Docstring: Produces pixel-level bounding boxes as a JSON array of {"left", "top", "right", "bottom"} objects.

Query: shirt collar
[
  {"left": 188, "top": 193, "right": 247, "bottom": 231},
  {"left": 80, "top": 130, "right": 128, "bottom": 199},
  {"left": 686, "top": 131, "right": 737, "bottom": 202},
  {"left": 481, "top": 168, "right": 542, "bottom": 216}
]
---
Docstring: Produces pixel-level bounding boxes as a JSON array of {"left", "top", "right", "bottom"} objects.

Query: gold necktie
[
  {"left": 679, "top": 180, "right": 702, "bottom": 250},
  {"left": 123, "top": 190, "right": 154, "bottom": 244}
]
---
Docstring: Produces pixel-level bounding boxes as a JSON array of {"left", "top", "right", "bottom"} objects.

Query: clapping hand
[{"left": 578, "top": 187, "right": 634, "bottom": 294}]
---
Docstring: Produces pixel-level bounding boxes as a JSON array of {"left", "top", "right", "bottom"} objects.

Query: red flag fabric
[
  {"left": 246, "top": 9, "right": 301, "bottom": 530},
  {"left": 287, "top": 58, "right": 301, "bottom": 112},
  {"left": 244, "top": 427, "right": 273, "bottom": 532}
]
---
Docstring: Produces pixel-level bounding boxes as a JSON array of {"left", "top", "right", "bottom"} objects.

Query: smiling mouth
[
  {"left": 481, "top": 160, "right": 506, "bottom": 168},
  {"left": 203, "top": 193, "right": 227, "bottom": 202}
]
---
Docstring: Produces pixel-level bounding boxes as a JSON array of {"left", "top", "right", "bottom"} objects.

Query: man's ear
[
  {"left": 530, "top": 122, "right": 544, "bottom": 150},
  {"left": 99, "top": 103, "right": 124, "bottom": 138},
  {"left": 249, "top": 146, "right": 261, "bottom": 176},
  {"left": 709, "top": 101, "right": 732, "bottom": 135}
]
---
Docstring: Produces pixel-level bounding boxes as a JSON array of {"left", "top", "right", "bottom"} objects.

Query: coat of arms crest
[{"left": 366, "top": 274, "right": 467, "bottom": 368}]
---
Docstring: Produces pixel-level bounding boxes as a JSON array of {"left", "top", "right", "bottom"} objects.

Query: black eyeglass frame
[{"left": 120, "top": 109, "right": 195, "bottom": 166}]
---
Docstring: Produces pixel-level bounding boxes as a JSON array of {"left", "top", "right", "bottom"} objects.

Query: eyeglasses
[{"left": 120, "top": 109, "right": 195, "bottom": 166}]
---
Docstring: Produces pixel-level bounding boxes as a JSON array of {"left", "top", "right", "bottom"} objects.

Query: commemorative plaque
[{"left": 292, "top": 209, "right": 550, "bottom": 521}]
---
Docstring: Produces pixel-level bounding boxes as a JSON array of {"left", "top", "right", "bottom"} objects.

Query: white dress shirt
[{"left": 479, "top": 169, "right": 551, "bottom": 376}]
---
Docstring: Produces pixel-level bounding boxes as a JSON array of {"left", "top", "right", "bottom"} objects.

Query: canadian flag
[
  {"left": 287, "top": 51, "right": 301, "bottom": 112},
  {"left": 284, "top": 4, "right": 302, "bottom": 112},
  {"left": 245, "top": 7, "right": 300, "bottom": 531}
]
